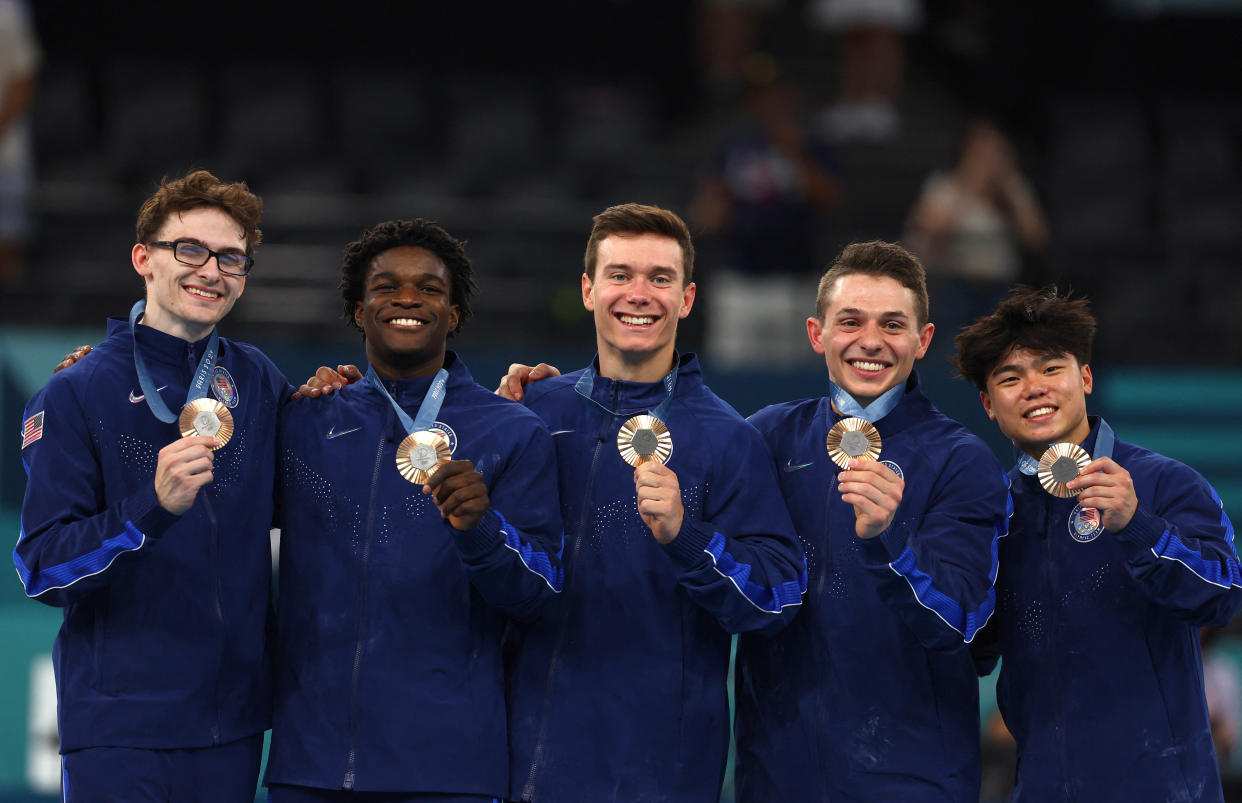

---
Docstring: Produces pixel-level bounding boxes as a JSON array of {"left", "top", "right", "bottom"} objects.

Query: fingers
[
  {"left": 298, "top": 365, "right": 355, "bottom": 399},
  {"left": 838, "top": 460, "right": 903, "bottom": 539},
  {"left": 155, "top": 436, "right": 218, "bottom": 515},
  {"left": 423, "top": 460, "right": 489, "bottom": 530},
  {"left": 495, "top": 362, "right": 561, "bottom": 400},
  {"left": 54, "top": 345, "right": 93, "bottom": 374},
  {"left": 339, "top": 364, "right": 363, "bottom": 383}
]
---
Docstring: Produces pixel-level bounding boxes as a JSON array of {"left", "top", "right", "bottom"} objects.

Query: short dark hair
[
  {"left": 135, "top": 169, "right": 262, "bottom": 253},
  {"left": 340, "top": 219, "right": 477, "bottom": 335},
  {"left": 952, "top": 285, "right": 1097, "bottom": 391},
  {"left": 583, "top": 203, "right": 695, "bottom": 283},
  {"left": 815, "top": 240, "right": 929, "bottom": 326}
]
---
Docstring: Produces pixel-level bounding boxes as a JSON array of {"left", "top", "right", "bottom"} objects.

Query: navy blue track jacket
[
  {"left": 736, "top": 374, "right": 1011, "bottom": 801},
  {"left": 978, "top": 417, "right": 1242, "bottom": 802},
  {"left": 267, "top": 352, "right": 564, "bottom": 796},
  {"left": 16, "top": 318, "right": 290, "bottom": 752},
  {"left": 506, "top": 354, "right": 807, "bottom": 803}
]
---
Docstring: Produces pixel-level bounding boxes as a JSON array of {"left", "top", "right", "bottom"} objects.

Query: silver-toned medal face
[
  {"left": 178, "top": 398, "right": 234, "bottom": 450},
  {"left": 825, "top": 417, "right": 881, "bottom": 469},
  {"left": 396, "top": 430, "right": 452, "bottom": 484},
  {"left": 618, "top": 414, "right": 673, "bottom": 467},
  {"left": 1037, "top": 442, "right": 1091, "bottom": 497}
]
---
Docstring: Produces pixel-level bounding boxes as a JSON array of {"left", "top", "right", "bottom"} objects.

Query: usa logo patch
[
  {"left": 880, "top": 460, "right": 904, "bottom": 480},
  {"left": 210, "top": 366, "right": 239, "bottom": 408},
  {"left": 1068, "top": 504, "right": 1103, "bottom": 543},
  {"left": 22, "top": 411, "right": 44, "bottom": 448},
  {"left": 430, "top": 421, "right": 457, "bottom": 455}
]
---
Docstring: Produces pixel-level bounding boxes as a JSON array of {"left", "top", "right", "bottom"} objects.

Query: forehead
[
  {"left": 823, "top": 273, "right": 917, "bottom": 317},
  {"left": 156, "top": 206, "right": 245, "bottom": 245},
  {"left": 367, "top": 245, "right": 448, "bottom": 281},
  {"left": 595, "top": 233, "right": 684, "bottom": 278}
]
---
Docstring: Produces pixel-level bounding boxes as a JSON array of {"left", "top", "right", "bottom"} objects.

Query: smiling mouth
[
  {"left": 848, "top": 359, "right": 888, "bottom": 373},
  {"left": 1024, "top": 406, "right": 1056, "bottom": 419},
  {"left": 387, "top": 317, "right": 427, "bottom": 327},
  {"left": 185, "top": 286, "right": 221, "bottom": 300},
  {"left": 618, "top": 314, "right": 656, "bottom": 326}
]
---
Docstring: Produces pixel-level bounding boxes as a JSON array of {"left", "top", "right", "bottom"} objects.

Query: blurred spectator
[
  {"left": 690, "top": 53, "right": 842, "bottom": 367},
  {"left": 696, "top": 0, "right": 782, "bottom": 104},
  {"left": 904, "top": 117, "right": 1048, "bottom": 355},
  {"left": 1203, "top": 627, "right": 1242, "bottom": 772},
  {"left": 809, "top": 0, "right": 923, "bottom": 141},
  {"left": 0, "top": 0, "right": 38, "bottom": 285}
]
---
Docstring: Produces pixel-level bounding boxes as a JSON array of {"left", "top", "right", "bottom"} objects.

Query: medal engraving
[
  {"left": 1037, "top": 442, "right": 1091, "bottom": 498},
  {"left": 178, "top": 398, "right": 234, "bottom": 450},
  {"left": 618, "top": 415, "right": 673, "bottom": 467},
  {"left": 826, "top": 417, "right": 881, "bottom": 470},
  {"left": 396, "top": 431, "right": 452, "bottom": 484}
]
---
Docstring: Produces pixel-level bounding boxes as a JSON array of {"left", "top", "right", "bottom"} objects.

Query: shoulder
[
  {"left": 748, "top": 397, "right": 819, "bottom": 434},
  {"left": 522, "top": 369, "right": 584, "bottom": 407},
  {"left": 1114, "top": 438, "right": 1213, "bottom": 491},
  {"left": 457, "top": 381, "right": 552, "bottom": 432}
]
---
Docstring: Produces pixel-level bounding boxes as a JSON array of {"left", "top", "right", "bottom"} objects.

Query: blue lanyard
[
  {"left": 1015, "top": 419, "right": 1115, "bottom": 475},
  {"left": 128, "top": 300, "right": 220, "bottom": 424},
  {"left": 828, "top": 380, "right": 904, "bottom": 423},
  {"left": 573, "top": 363, "right": 678, "bottom": 421},
  {"left": 365, "top": 366, "right": 449, "bottom": 436}
]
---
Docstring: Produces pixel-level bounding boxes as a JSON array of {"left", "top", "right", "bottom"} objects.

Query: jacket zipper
[
  {"left": 343, "top": 428, "right": 387, "bottom": 790},
  {"left": 1045, "top": 492, "right": 1072, "bottom": 801}
]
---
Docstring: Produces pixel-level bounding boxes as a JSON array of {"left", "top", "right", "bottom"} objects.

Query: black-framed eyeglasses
[{"left": 148, "top": 240, "right": 255, "bottom": 277}]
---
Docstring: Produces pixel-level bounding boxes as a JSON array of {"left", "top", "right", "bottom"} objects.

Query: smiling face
[
  {"left": 981, "top": 346, "right": 1093, "bottom": 457},
  {"left": 353, "top": 245, "right": 459, "bottom": 379},
  {"left": 131, "top": 206, "right": 248, "bottom": 342},
  {"left": 583, "top": 233, "right": 696, "bottom": 382},
  {"left": 808, "top": 273, "right": 934, "bottom": 407}
]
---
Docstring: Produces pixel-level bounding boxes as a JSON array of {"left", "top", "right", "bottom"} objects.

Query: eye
[
  {"left": 838, "top": 319, "right": 859, "bottom": 329},
  {"left": 651, "top": 275, "right": 672, "bottom": 285},
  {"left": 421, "top": 285, "right": 443, "bottom": 294},
  {"left": 883, "top": 321, "right": 905, "bottom": 332}
]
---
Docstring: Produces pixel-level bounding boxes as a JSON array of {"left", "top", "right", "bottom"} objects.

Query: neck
[
  {"left": 597, "top": 343, "right": 677, "bottom": 383},
  {"left": 138, "top": 310, "right": 212, "bottom": 344},
  {"left": 367, "top": 346, "right": 446, "bottom": 380}
]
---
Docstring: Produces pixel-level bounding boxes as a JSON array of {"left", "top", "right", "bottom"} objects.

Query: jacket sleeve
[
  {"left": 15, "top": 378, "right": 180, "bottom": 607},
  {"left": 1112, "top": 459, "right": 1242, "bottom": 627},
  {"left": 660, "top": 423, "right": 807, "bottom": 635},
  {"left": 858, "top": 448, "right": 1011, "bottom": 651},
  {"left": 447, "top": 420, "right": 564, "bottom": 621}
]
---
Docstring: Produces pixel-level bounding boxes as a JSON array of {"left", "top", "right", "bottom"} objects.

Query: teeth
[
  {"left": 851, "top": 360, "right": 885, "bottom": 372},
  {"left": 389, "top": 318, "right": 425, "bottom": 326},
  {"left": 186, "top": 287, "right": 220, "bottom": 299},
  {"left": 620, "top": 314, "right": 655, "bottom": 326},
  {"left": 1025, "top": 406, "right": 1055, "bottom": 418}
]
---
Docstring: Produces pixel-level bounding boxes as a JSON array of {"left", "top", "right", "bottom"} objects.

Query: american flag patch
[{"left": 21, "top": 411, "right": 44, "bottom": 449}]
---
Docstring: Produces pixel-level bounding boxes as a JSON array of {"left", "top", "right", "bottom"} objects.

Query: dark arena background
[{"left": 1, "top": 1, "right": 1240, "bottom": 799}]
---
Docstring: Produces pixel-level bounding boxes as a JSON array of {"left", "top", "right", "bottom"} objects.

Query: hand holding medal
[
  {"left": 1037, "top": 442, "right": 1091, "bottom": 498},
  {"left": 828, "top": 417, "right": 902, "bottom": 540}
]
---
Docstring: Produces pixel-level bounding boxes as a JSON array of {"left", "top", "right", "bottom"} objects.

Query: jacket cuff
[
  {"left": 858, "top": 517, "right": 913, "bottom": 565},
  {"left": 451, "top": 508, "right": 504, "bottom": 560},
  {"left": 661, "top": 518, "right": 714, "bottom": 569},
  {"left": 131, "top": 483, "right": 180, "bottom": 538},
  {"left": 1113, "top": 506, "right": 1165, "bottom": 552}
]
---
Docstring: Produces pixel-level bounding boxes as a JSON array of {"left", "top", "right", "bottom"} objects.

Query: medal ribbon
[
  {"left": 574, "top": 361, "right": 678, "bottom": 422},
  {"left": 365, "top": 366, "right": 449, "bottom": 437},
  {"left": 828, "top": 380, "right": 904, "bottom": 424},
  {"left": 129, "top": 300, "right": 220, "bottom": 424},
  {"left": 1016, "top": 419, "right": 1116, "bottom": 476}
]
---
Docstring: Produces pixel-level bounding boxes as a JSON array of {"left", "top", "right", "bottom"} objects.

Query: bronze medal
[
  {"left": 1037, "top": 442, "right": 1091, "bottom": 498},
  {"left": 617, "top": 414, "right": 673, "bottom": 467},
  {"left": 396, "top": 430, "right": 452, "bottom": 484},
  {"left": 826, "top": 417, "right": 881, "bottom": 470},
  {"left": 178, "top": 398, "right": 234, "bottom": 450}
]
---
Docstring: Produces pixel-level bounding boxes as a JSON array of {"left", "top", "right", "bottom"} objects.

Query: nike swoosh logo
[
  {"left": 129, "top": 386, "right": 168, "bottom": 403},
  {"left": 326, "top": 426, "right": 361, "bottom": 440},
  {"left": 784, "top": 459, "right": 814, "bottom": 472},
  {"left": 550, "top": 430, "right": 575, "bottom": 436}
]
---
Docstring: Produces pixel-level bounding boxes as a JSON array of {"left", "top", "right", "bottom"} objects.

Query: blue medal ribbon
[
  {"left": 574, "top": 361, "right": 678, "bottom": 421},
  {"left": 129, "top": 300, "right": 220, "bottom": 424},
  {"left": 365, "top": 365, "right": 449, "bottom": 437},
  {"left": 827, "top": 380, "right": 904, "bottom": 424}
]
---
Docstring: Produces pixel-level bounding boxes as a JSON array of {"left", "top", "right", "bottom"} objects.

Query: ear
[
  {"left": 353, "top": 300, "right": 364, "bottom": 330},
  {"left": 132, "top": 242, "right": 153, "bottom": 281},
  {"left": 449, "top": 304, "right": 461, "bottom": 332},
  {"left": 677, "top": 282, "right": 696, "bottom": 319},
  {"left": 1081, "top": 363, "right": 1093, "bottom": 396},
  {"left": 807, "top": 317, "right": 826, "bottom": 355},
  {"left": 581, "top": 272, "right": 595, "bottom": 312},
  {"left": 915, "top": 322, "right": 935, "bottom": 359},
  {"left": 980, "top": 390, "right": 996, "bottom": 421}
]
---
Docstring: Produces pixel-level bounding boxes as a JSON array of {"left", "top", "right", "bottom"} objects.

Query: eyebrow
[
  {"left": 989, "top": 352, "right": 1067, "bottom": 378},
  {"left": 834, "top": 307, "right": 910, "bottom": 319},
  {"left": 368, "top": 270, "right": 447, "bottom": 285}
]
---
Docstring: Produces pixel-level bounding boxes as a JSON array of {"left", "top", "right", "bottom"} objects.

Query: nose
[
  {"left": 856, "top": 320, "right": 883, "bottom": 349},
  {"left": 394, "top": 283, "right": 420, "bottom": 305},
  {"left": 626, "top": 279, "right": 651, "bottom": 303}
]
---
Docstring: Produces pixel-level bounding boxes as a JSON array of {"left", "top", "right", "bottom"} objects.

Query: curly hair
[
  {"left": 814, "top": 240, "right": 929, "bottom": 326},
  {"left": 135, "top": 170, "right": 262, "bottom": 253},
  {"left": 951, "top": 285, "right": 1097, "bottom": 392},
  {"left": 340, "top": 219, "right": 477, "bottom": 335}
]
